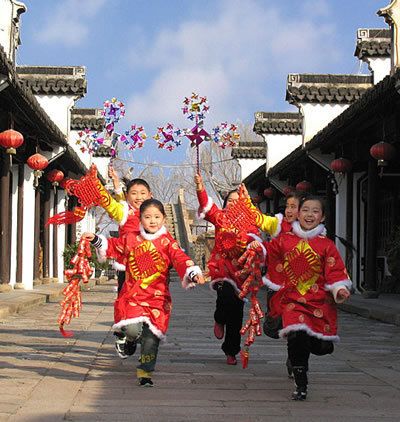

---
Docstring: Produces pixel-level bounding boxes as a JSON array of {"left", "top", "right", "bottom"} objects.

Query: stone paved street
[{"left": 1, "top": 279, "right": 400, "bottom": 421}]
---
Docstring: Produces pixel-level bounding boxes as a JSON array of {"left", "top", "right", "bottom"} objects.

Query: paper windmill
[
  {"left": 182, "top": 92, "right": 209, "bottom": 122},
  {"left": 183, "top": 124, "right": 210, "bottom": 147},
  {"left": 211, "top": 122, "right": 240, "bottom": 149},
  {"left": 118, "top": 125, "right": 147, "bottom": 151},
  {"left": 153, "top": 123, "right": 182, "bottom": 152},
  {"left": 102, "top": 98, "right": 126, "bottom": 135},
  {"left": 76, "top": 129, "right": 103, "bottom": 155}
]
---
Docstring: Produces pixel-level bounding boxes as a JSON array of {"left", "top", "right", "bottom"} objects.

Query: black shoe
[
  {"left": 138, "top": 377, "right": 154, "bottom": 387},
  {"left": 115, "top": 338, "right": 128, "bottom": 359},
  {"left": 292, "top": 385, "right": 307, "bottom": 401},
  {"left": 124, "top": 340, "right": 137, "bottom": 356},
  {"left": 286, "top": 357, "right": 293, "bottom": 378}
]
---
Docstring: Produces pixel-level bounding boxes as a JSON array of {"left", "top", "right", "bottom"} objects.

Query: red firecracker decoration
[
  {"left": 235, "top": 247, "right": 264, "bottom": 368},
  {"left": 0, "top": 129, "right": 24, "bottom": 154},
  {"left": 283, "top": 186, "right": 295, "bottom": 197},
  {"left": 263, "top": 187, "right": 274, "bottom": 199},
  {"left": 58, "top": 237, "right": 93, "bottom": 337},
  {"left": 370, "top": 142, "right": 396, "bottom": 167},
  {"left": 295, "top": 180, "right": 312, "bottom": 193},
  {"left": 47, "top": 169, "right": 64, "bottom": 186},
  {"left": 330, "top": 157, "right": 352, "bottom": 174}
]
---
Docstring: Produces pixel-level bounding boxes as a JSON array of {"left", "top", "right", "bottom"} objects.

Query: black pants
[
  {"left": 214, "top": 282, "right": 244, "bottom": 356},
  {"left": 117, "top": 271, "right": 125, "bottom": 294},
  {"left": 287, "top": 331, "right": 334, "bottom": 368}
]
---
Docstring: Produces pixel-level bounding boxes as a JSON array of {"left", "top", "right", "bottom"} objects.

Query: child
[
  {"left": 263, "top": 196, "right": 351, "bottom": 400},
  {"left": 84, "top": 199, "right": 204, "bottom": 387},
  {"left": 194, "top": 173, "right": 277, "bottom": 365}
]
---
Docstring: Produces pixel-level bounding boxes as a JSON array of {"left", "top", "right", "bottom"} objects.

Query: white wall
[
  {"left": 238, "top": 158, "right": 265, "bottom": 181},
  {"left": 56, "top": 191, "right": 66, "bottom": 283},
  {"left": 0, "top": 0, "right": 26, "bottom": 61},
  {"left": 299, "top": 103, "right": 349, "bottom": 144},
  {"left": 364, "top": 57, "right": 391, "bottom": 84},
  {"left": 21, "top": 166, "right": 36, "bottom": 289},
  {"left": 9, "top": 165, "right": 18, "bottom": 287},
  {"left": 36, "top": 95, "right": 76, "bottom": 136},
  {"left": 264, "top": 133, "right": 302, "bottom": 171}
]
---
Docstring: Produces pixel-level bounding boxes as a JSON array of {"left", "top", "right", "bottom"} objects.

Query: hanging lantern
[
  {"left": 263, "top": 187, "right": 274, "bottom": 199},
  {"left": 47, "top": 169, "right": 64, "bottom": 186},
  {"left": 370, "top": 142, "right": 396, "bottom": 167},
  {"left": 330, "top": 157, "right": 352, "bottom": 174},
  {"left": 0, "top": 129, "right": 24, "bottom": 155},
  {"left": 27, "top": 153, "right": 49, "bottom": 188},
  {"left": 283, "top": 186, "right": 295, "bottom": 197},
  {"left": 295, "top": 180, "right": 313, "bottom": 192}
]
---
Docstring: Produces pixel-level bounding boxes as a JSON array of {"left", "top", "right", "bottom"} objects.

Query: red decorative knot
[
  {"left": 283, "top": 186, "right": 295, "bottom": 197},
  {"left": 263, "top": 187, "right": 274, "bottom": 199},
  {"left": 295, "top": 180, "right": 312, "bottom": 192},
  {"left": 330, "top": 157, "right": 352, "bottom": 173},
  {"left": 27, "top": 153, "right": 49, "bottom": 171},
  {"left": 47, "top": 169, "right": 64, "bottom": 185},
  {"left": 59, "top": 178, "right": 70, "bottom": 189},
  {"left": 0, "top": 129, "right": 24, "bottom": 154},
  {"left": 370, "top": 142, "right": 396, "bottom": 167}
]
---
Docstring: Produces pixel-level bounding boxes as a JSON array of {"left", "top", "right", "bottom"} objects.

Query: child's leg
[
  {"left": 309, "top": 337, "right": 334, "bottom": 356},
  {"left": 287, "top": 331, "right": 310, "bottom": 400},
  {"left": 117, "top": 271, "right": 126, "bottom": 294},
  {"left": 218, "top": 283, "right": 244, "bottom": 358},
  {"left": 137, "top": 323, "right": 160, "bottom": 382}
]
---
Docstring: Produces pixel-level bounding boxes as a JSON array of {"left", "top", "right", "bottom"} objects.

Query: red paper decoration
[
  {"left": 0, "top": 129, "right": 24, "bottom": 154},
  {"left": 283, "top": 186, "right": 295, "bottom": 197},
  {"left": 370, "top": 142, "right": 396, "bottom": 167},
  {"left": 295, "top": 180, "right": 312, "bottom": 192},
  {"left": 330, "top": 157, "right": 352, "bottom": 173},
  {"left": 27, "top": 153, "right": 49, "bottom": 171},
  {"left": 263, "top": 187, "right": 274, "bottom": 199},
  {"left": 47, "top": 169, "right": 64, "bottom": 185}
]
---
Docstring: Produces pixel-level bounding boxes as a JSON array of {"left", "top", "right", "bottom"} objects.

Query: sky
[{"left": 17, "top": 0, "right": 388, "bottom": 169}]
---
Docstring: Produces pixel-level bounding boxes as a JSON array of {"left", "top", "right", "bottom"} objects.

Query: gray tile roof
[
  {"left": 71, "top": 108, "right": 104, "bottom": 131},
  {"left": 253, "top": 111, "right": 302, "bottom": 135},
  {"left": 355, "top": 28, "right": 391, "bottom": 58},
  {"left": 286, "top": 74, "right": 373, "bottom": 104}
]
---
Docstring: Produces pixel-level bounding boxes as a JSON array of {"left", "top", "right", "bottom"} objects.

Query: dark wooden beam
[
  {"left": 33, "top": 187, "right": 41, "bottom": 279},
  {"left": 0, "top": 153, "right": 11, "bottom": 285},
  {"left": 42, "top": 185, "right": 50, "bottom": 278},
  {"left": 16, "top": 164, "right": 24, "bottom": 283}
]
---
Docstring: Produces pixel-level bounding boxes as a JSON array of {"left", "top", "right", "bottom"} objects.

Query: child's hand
[
  {"left": 193, "top": 274, "right": 205, "bottom": 284},
  {"left": 81, "top": 232, "right": 95, "bottom": 241},
  {"left": 194, "top": 173, "right": 204, "bottom": 191},
  {"left": 248, "top": 240, "right": 261, "bottom": 250},
  {"left": 240, "top": 183, "right": 250, "bottom": 199},
  {"left": 337, "top": 288, "right": 350, "bottom": 302},
  {"left": 108, "top": 165, "right": 119, "bottom": 181}
]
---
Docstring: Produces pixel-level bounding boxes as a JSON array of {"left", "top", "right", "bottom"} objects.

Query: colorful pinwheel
[
  {"left": 119, "top": 125, "right": 147, "bottom": 151},
  {"left": 153, "top": 123, "right": 182, "bottom": 152},
  {"left": 102, "top": 98, "right": 126, "bottom": 135},
  {"left": 212, "top": 122, "right": 240, "bottom": 149},
  {"left": 182, "top": 92, "right": 209, "bottom": 122}
]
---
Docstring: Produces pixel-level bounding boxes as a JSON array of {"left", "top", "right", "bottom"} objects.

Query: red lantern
[
  {"left": 330, "top": 157, "right": 352, "bottom": 173},
  {"left": 0, "top": 129, "right": 24, "bottom": 155},
  {"left": 47, "top": 169, "right": 64, "bottom": 186},
  {"left": 27, "top": 153, "right": 49, "bottom": 171},
  {"left": 370, "top": 142, "right": 396, "bottom": 167},
  {"left": 263, "top": 187, "right": 274, "bottom": 199},
  {"left": 295, "top": 180, "right": 312, "bottom": 192},
  {"left": 283, "top": 186, "right": 295, "bottom": 197}
]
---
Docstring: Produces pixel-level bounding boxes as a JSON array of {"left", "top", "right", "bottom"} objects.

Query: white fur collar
[
  {"left": 139, "top": 224, "right": 167, "bottom": 240},
  {"left": 292, "top": 221, "right": 326, "bottom": 239}
]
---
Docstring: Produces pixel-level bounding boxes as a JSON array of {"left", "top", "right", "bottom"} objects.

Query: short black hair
[
  {"left": 126, "top": 178, "right": 151, "bottom": 193},
  {"left": 299, "top": 195, "right": 325, "bottom": 216},
  {"left": 286, "top": 190, "right": 310, "bottom": 204},
  {"left": 139, "top": 198, "right": 166, "bottom": 217}
]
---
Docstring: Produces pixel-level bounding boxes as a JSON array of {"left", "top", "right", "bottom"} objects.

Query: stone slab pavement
[{"left": 1, "top": 279, "right": 400, "bottom": 421}]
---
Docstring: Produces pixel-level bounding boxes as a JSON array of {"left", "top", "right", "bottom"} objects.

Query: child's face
[
  {"left": 298, "top": 199, "right": 324, "bottom": 231},
  {"left": 225, "top": 192, "right": 239, "bottom": 208},
  {"left": 285, "top": 197, "right": 300, "bottom": 223},
  {"left": 126, "top": 184, "right": 152, "bottom": 209},
  {"left": 140, "top": 205, "right": 165, "bottom": 234}
]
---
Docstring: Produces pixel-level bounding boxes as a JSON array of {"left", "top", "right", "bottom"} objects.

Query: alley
[{"left": 1, "top": 279, "right": 400, "bottom": 421}]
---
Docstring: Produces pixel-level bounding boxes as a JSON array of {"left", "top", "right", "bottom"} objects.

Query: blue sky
[{"left": 18, "top": 0, "right": 388, "bottom": 167}]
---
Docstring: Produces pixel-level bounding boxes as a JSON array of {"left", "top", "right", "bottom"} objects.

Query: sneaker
[
  {"left": 214, "top": 322, "right": 224, "bottom": 339},
  {"left": 226, "top": 355, "right": 237, "bottom": 365},
  {"left": 124, "top": 340, "right": 137, "bottom": 356},
  {"left": 291, "top": 386, "right": 307, "bottom": 401},
  {"left": 138, "top": 377, "right": 154, "bottom": 387}
]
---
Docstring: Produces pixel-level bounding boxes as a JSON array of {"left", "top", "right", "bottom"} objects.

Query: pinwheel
[
  {"left": 212, "top": 122, "right": 240, "bottom": 149},
  {"left": 119, "top": 124, "right": 147, "bottom": 151},
  {"left": 102, "top": 98, "right": 126, "bottom": 135},
  {"left": 153, "top": 123, "right": 182, "bottom": 152}
]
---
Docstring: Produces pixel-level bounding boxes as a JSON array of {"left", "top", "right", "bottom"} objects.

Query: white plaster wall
[
  {"left": 36, "top": 95, "right": 75, "bottom": 136},
  {"left": 21, "top": 166, "right": 36, "bottom": 289},
  {"left": 265, "top": 133, "right": 302, "bottom": 171},
  {"left": 365, "top": 57, "right": 390, "bottom": 84},
  {"left": 300, "top": 103, "right": 349, "bottom": 144},
  {"left": 93, "top": 157, "right": 110, "bottom": 181},
  {"left": 0, "top": 0, "right": 25, "bottom": 61},
  {"left": 48, "top": 190, "right": 54, "bottom": 278},
  {"left": 56, "top": 191, "right": 66, "bottom": 283},
  {"left": 69, "top": 129, "right": 92, "bottom": 169},
  {"left": 238, "top": 158, "right": 265, "bottom": 181},
  {"left": 335, "top": 175, "right": 347, "bottom": 259},
  {"left": 9, "top": 165, "right": 18, "bottom": 287}
]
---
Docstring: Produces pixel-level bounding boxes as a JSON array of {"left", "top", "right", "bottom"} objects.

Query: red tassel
[
  {"left": 46, "top": 207, "right": 87, "bottom": 226},
  {"left": 59, "top": 325, "right": 74, "bottom": 338},
  {"left": 240, "top": 348, "right": 249, "bottom": 369}
]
